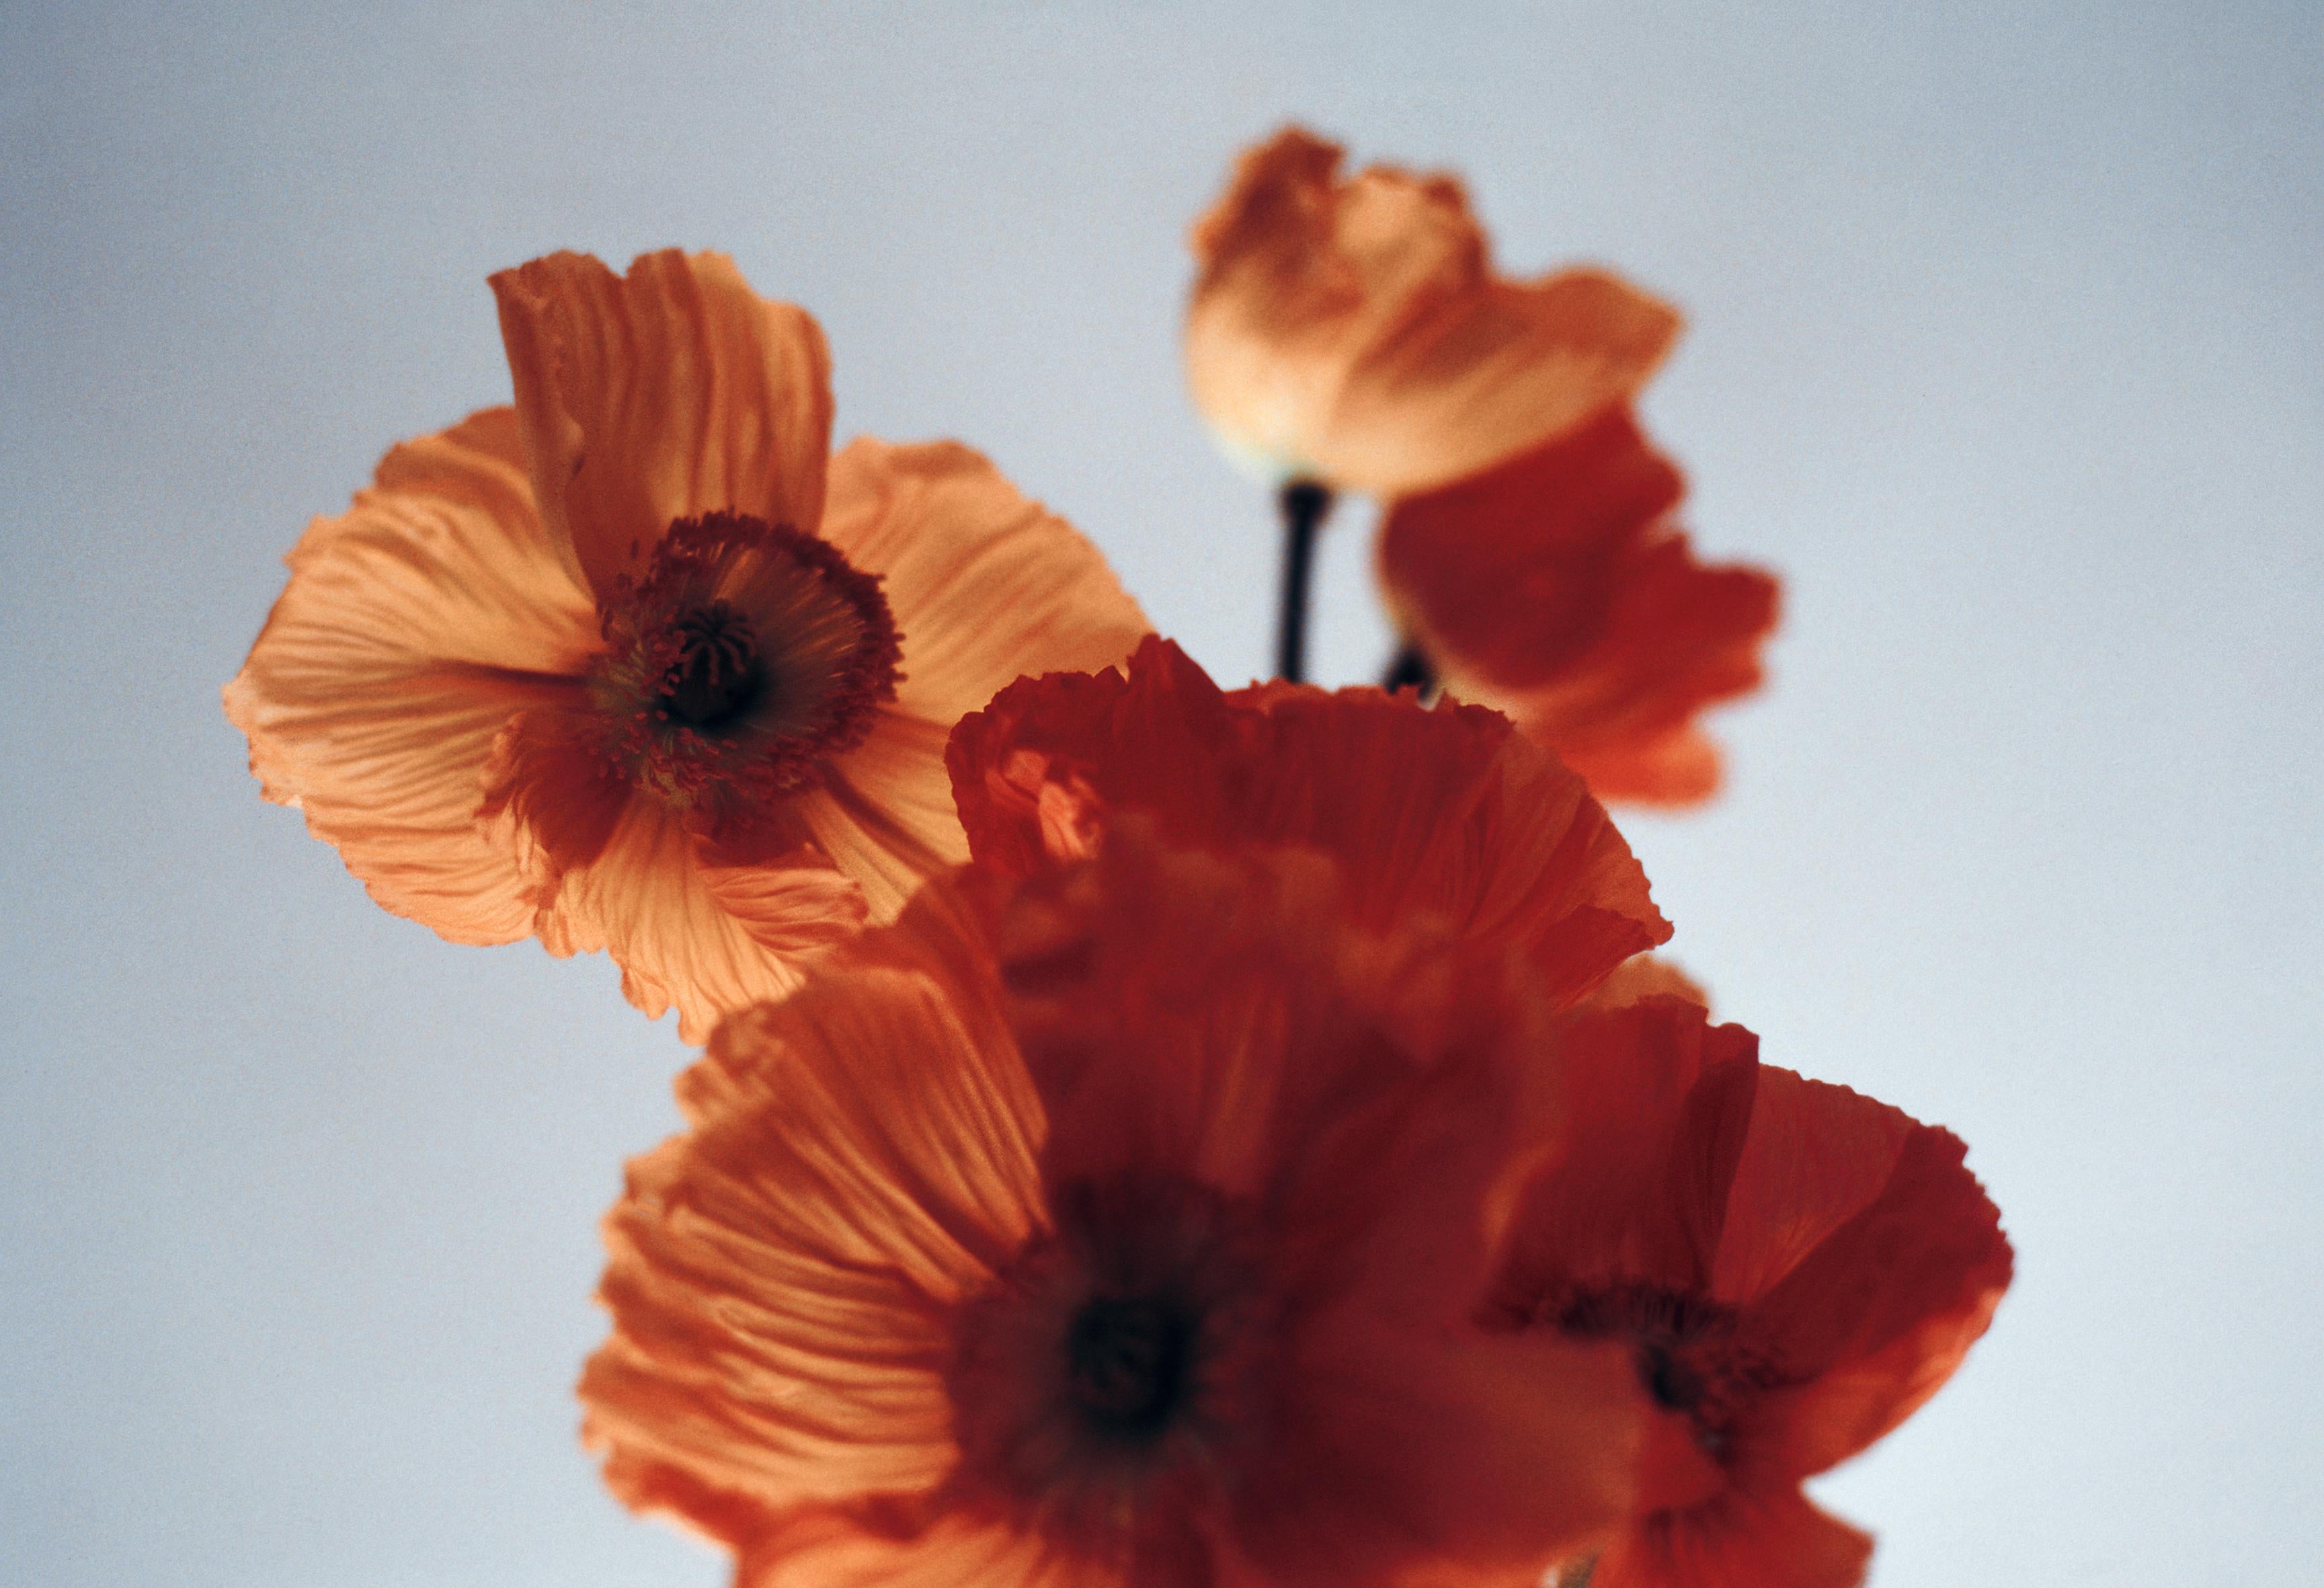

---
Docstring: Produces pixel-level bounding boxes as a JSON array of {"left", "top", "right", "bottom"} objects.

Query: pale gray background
[{"left": 3, "top": 3, "right": 2317, "bottom": 1584}]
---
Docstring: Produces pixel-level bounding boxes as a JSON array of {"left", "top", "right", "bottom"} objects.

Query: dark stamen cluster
[
  {"left": 1066, "top": 1294, "right": 1192, "bottom": 1438},
  {"left": 657, "top": 602, "right": 764, "bottom": 729}
]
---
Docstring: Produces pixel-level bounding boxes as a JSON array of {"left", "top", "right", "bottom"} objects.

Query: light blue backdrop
[{"left": 3, "top": 3, "right": 2317, "bottom": 1584}]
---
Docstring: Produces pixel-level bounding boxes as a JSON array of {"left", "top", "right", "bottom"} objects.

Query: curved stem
[{"left": 1273, "top": 480, "right": 1334, "bottom": 683}]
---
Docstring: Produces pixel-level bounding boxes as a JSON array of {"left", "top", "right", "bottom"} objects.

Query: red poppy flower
[
  {"left": 1488, "top": 995, "right": 2013, "bottom": 1588},
  {"left": 1379, "top": 406, "right": 1779, "bottom": 806},
  {"left": 583, "top": 828, "right": 1645, "bottom": 1586},
  {"left": 1184, "top": 126, "right": 1681, "bottom": 497},
  {"left": 947, "top": 635, "right": 1670, "bottom": 1010},
  {"left": 224, "top": 249, "right": 1148, "bottom": 1037}
]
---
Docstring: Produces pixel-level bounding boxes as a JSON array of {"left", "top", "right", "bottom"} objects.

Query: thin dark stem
[
  {"left": 1381, "top": 642, "right": 1436, "bottom": 697},
  {"left": 1273, "top": 479, "right": 1334, "bottom": 684}
]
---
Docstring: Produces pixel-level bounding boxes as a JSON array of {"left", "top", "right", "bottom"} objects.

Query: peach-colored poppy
[
  {"left": 1380, "top": 406, "right": 1779, "bottom": 805},
  {"left": 1489, "top": 995, "right": 2013, "bottom": 1588},
  {"left": 224, "top": 250, "right": 1148, "bottom": 1039},
  {"left": 947, "top": 635, "right": 1670, "bottom": 1010},
  {"left": 1185, "top": 125, "right": 1681, "bottom": 497},
  {"left": 584, "top": 828, "right": 1644, "bottom": 1586}
]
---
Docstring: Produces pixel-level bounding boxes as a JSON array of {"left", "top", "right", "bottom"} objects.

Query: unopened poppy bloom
[
  {"left": 225, "top": 250, "right": 1148, "bottom": 1038},
  {"left": 948, "top": 635, "right": 1669, "bottom": 1010},
  {"left": 584, "top": 829, "right": 1644, "bottom": 1586},
  {"left": 1488, "top": 995, "right": 2013, "bottom": 1588},
  {"left": 1379, "top": 406, "right": 1779, "bottom": 806},
  {"left": 1185, "top": 125, "right": 1680, "bottom": 498}
]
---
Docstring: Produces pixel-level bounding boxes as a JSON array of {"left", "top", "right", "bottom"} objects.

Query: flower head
[
  {"left": 1490, "top": 994, "right": 2013, "bottom": 1588},
  {"left": 947, "top": 635, "right": 1671, "bottom": 1009},
  {"left": 1185, "top": 126, "right": 1679, "bottom": 496},
  {"left": 1379, "top": 407, "right": 1779, "bottom": 806},
  {"left": 583, "top": 828, "right": 1646, "bottom": 1586},
  {"left": 225, "top": 250, "right": 1148, "bottom": 1038}
]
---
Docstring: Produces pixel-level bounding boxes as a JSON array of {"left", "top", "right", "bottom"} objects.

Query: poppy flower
[
  {"left": 1379, "top": 406, "right": 1779, "bottom": 806},
  {"left": 947, "top": 635, "right": 1671, "bottom": 1010},
  {"left": 224, "top": 249, "right": 1149, "bottom": 1039},
  {"left": 1487, "top": 996, "right": 2013, "bottom": 1588},
  {"left": 1184, "top": 125, "right": 1680, "bottom": 498},
  {"left": 582, "top": 827, "right": 1646, "bottom": 1586}
]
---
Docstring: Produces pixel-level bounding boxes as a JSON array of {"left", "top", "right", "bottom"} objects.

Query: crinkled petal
[
  {"left": 533, "top": 795, "right": 844, "bottom": 1041},
  {"left": 821, "top": 437, "right": 1151, "bottom": 723},
  {"left": 582, "top": 962, "right": 1046, "bottom": 1540},
  {"left": 993, "top": 828, "right": 1558, "bottom": 1323},
  {"left": 1726, "top": 1071, "right": 2013, "bottom": 1475},
  {"left": 223, "top": 407, "right": 598, "bottom": 943},
  {"left": 492, "top": 249, "right": 834, "bottom": 598},
  {"left": 1380, "top": 407, "right": 1779, "bottom": 807},
  {"left": 1186, "top": 126, "right": 1679, "bottom": 495},
  {"left": 950, "top": 636, "right": 1669, "bottom": 1008}
]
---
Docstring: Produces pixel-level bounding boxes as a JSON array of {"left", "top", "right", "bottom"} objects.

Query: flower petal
[
  {"left": 582, "top": 960, "right": 1046, "bottom": 1540},
  {"left": 492, "top": 249, "right": 834, "bottom": 598},
  {"left": 223, "top": 407, "right": 598, "bottom": 943},
  {"left": 821, "top": 437, "right": 1151, "bottom": 724},
  {"left": 950, "top": 636, "right": 1669, "bottom": 1008},
  {"left": 1375, "top": 409, "right": 1775, "bottom": 809},
  {"left": 1380, "top": 407, "right": 1780, "bottom": 806},
  {"left": 1495, "top": 999, "right": 1761, "bottom": 1306},
  {"left": 1593, "top": 1486, "right": 1872, "bottom": 1588},
  {"left": 1724, "top": 1070, "right": 2013, "bottom": 1475},
  {"left": 738, "top": 1507, "right": 1100, "bottom": 1588},
  {"left": 1186, "top": 126, "right": 1680, "bottom": 495},
  {"left": 532, "top": 796, "right": 846, "bottom": 1041},
  {"left": 799, "top": 709, "right": 970, "bottom": 924},
  {"left": 1244, "top": 1317, "right": 1640, "bottom": 1588}
]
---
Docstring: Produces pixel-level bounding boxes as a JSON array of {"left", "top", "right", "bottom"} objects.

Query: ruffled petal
[
  {"left": 820, "top": 437, "right": 1151, "bottom": 724},
  {"left": 223, "top": 407, "right": 598, "bottom": 943},
  {"left": 950, "top": 636, "right": 1669, "bottom": 1008},
  {"left": 1722, "top": 1072, "right": 2012, "bottom": 1476},
  {"left": 1186, "top": 126, "right": 1679, "bottom": 495},
  {"left": 1379, "top": 407, "right": 1779, "bottom": 807},
  {"left": 492, "top": 249, "right": 834, "bottom": 598},
  {"left": 1594, "top": 1486, "right": 1872, "bottom": 1588},
  {"left": 582, "top": 960, "right": 1046, "bottom": 1540}
]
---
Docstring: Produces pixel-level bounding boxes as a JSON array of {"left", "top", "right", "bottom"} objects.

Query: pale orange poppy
[
  {"left": 1379, "top": 406, "right": 1779, "bottom": 806},
  {"left": 225, "top": 250, "right": 1148, "bottom": 1038},
  {"left": 947, "top": 635, "right": 1671, "bottom": 1010},
  {"left": 1185, "top": 125, "right": 1681, "bottom": 498},
  {"left": 1491, "top": 995, "right": 2013, "bottom": 1588},
  {"left": 584, "top": 827, "right": 1646, "bottom": 1586}
]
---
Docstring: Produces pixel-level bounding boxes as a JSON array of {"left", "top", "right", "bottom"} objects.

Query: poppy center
[
  {"left": 1066, "top": 1295, "right": 1193, "bottom": 1437},
  {"left": 657, "top": 602, "right": 764, "bottom": 729},
  {"left": 591, "top": 511, "right": 903, "bottom": 808}
]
